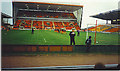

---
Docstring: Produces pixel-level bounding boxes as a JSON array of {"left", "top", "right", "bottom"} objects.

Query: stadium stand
[
  {"left": 13, "top": 20, "right": 21, "bottom": 28},
  {"left": 54, "top": 22, "right": 64, "bottom": 29},
  {"left": 1, "top": 12, "right": 12, "bottom": 30},
  {"left": 17, "top": 11, "right": 76, "bottom": 19},
  {"left": 33, "top": 21, "right": 42, "bottom": 29},
  {"left": 14, "top": 10, "right": 79, "bottom": 30},
  {"left": 73, "top": 22, "right": 80, "bottom": 30},
  {"left": 63, "top": 22, "right": 73, "bottom": 30},
  {"left": 13, "top": 2, "right": 83, "bottom": 31},
  {"left": 14, "top": 19, "right": 80, "bottom": 30},
  {"left": 1, "top": 26, "right": 6, "bottom": 30},
  {"left": 105, "top": 26, "right": 120, "bottom": 32},
  {"left": 44, "top": 21, "right": 53, "bottom": 29},
  {"left": 89, "top": 9, "right": 120, "bottom": 33},
  {"left": 87, "top": 25, "right": 120, "bottom": 32}
]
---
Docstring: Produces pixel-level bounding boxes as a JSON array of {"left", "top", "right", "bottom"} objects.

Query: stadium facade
[
  {"left": 1, "top": 12, "right": 13, "bottom": 30},
  {"left": 88, "top": 9, "right": 120, "bottom": 33},
  {"left": 12, "top": 1, "right": 83, "bottom": 30},
  {"left": 90, "top": 9, "right": 120, "bottom": 24}
]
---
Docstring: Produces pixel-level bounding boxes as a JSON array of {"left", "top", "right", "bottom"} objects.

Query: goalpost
[{"left": 86, "top": 20, "right": 97, "bottom": 45}]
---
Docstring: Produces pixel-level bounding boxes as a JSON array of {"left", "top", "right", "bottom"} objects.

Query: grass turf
[{"left": 2, "top": 30, "right": 119, "bottom": 45}]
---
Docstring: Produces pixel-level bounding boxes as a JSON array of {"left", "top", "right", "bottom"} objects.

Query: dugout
[{"left": 12, "top": 1, "right": 83, "bottom": 30}]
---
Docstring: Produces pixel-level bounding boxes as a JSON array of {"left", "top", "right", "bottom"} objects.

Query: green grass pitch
[{"left": 2, "top": 30, "right": 119, "bottom": 45}]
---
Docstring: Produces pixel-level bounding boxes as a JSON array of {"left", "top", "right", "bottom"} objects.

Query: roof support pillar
[
  {"left": 106, "top": 20, "right": 108, "bottom": 24},
  {"left": 13, "top": 4, "right": 19, "bottom": 25},
  {"left": 7, "top": 18, "right": 8, "bottom": 24},
  {"left": 42, "top": 21, "right": 44, "bottom": 30},
  {"left": 31, "top": 20, "right": 33, "bottom": 29},
  {"left": 77, "top": 8, "right": 83, "bottom": 28}
]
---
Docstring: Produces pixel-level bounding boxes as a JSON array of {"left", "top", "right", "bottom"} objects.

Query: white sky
[{"left": 1, "top": 0, "right": 119, "bottom": 28}]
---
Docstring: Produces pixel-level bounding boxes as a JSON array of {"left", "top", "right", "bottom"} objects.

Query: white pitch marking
[{"left": 44, "top": 38, "right": 46, "bottom": 43}]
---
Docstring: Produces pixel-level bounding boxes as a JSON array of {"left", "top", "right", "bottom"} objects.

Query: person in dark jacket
[
  {"left": 77, "top": 29, "right": 80, "bottom": 36},
  {"left": 32, "top": 28, "right": 34, "bottom": 34},
  {"left": 69, "top": 29, "right": 76, "bottom": 45},
  {"left": 85, "top": 36, "right": 92, "bottom": 52}
]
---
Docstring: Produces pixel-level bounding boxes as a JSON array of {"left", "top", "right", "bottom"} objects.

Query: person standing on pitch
[
  {"left": 32, "top": 27, "right": 34, "bottom": 34},
  {"left": 69, "top": 29, "right": 76, "bottom": 45},
  {"left": 85, "top": 36, "right": 92, "bottom": 52},
  {"left": 77, "top": 29, "right": 80, "bottom": 36}
]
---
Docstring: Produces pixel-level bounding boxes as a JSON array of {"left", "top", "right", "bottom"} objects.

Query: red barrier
[{"left": 2, "top": 45, "right": 73, "bottom": 52}]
